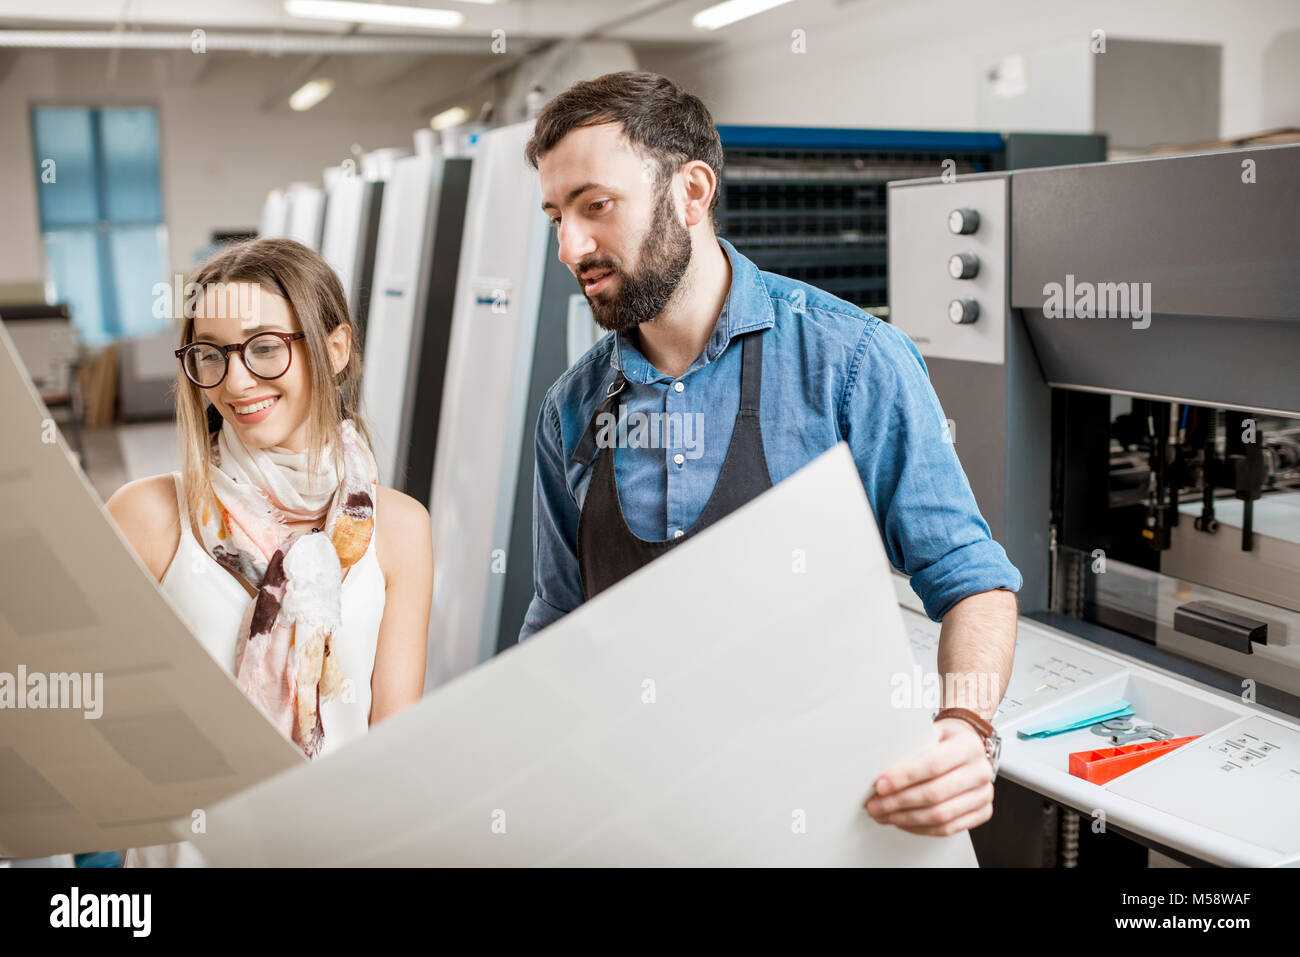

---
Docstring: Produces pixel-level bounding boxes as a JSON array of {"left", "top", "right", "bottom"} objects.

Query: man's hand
[{"left": 862, "top": 718, "right": 995, "bottom": 836}]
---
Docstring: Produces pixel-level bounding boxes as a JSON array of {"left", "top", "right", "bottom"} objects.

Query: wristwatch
[{"left": 934, "top": 707, "right": 1001, "bottom": 778}]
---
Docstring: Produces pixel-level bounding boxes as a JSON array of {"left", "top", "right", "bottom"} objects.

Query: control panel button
[
  {"left": 948, "top": 252, "right": 979, "bottom": 279},
  {"left": 948, "top": 298, "right": 979, "bottom": 324},
  {"left": 948, "top": 208, "right": 980, "bottom": 235}
]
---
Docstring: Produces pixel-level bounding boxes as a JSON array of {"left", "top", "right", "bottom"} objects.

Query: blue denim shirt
[{"left": 519, "top": 236, "right": 1022, "bottom": 640}]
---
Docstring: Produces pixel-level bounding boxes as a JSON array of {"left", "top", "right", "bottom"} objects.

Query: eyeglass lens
[{"left": 183, "top": 334, "right": 292, "bottom": 387}]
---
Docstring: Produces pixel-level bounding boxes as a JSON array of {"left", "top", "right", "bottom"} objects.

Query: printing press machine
[{"left": 887, "top": 143, "right": 1300, "bottom": 866}]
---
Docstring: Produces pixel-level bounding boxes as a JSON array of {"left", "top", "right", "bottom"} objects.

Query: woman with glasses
[{"left": 104, "top": 237, "right": 432, "bottom": 866}]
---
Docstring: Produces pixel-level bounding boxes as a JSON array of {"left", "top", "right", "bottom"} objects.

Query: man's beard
[{"left": 582, "top": 183, "right": 692, "bottom": 334}]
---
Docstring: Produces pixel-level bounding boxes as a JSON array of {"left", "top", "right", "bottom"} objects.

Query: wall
[
  {"left": 0, "top": 48, "right": 496, "bottom": 285},
  {"left": 650, "top": 0, "right": 1300, "bottom": 137}
]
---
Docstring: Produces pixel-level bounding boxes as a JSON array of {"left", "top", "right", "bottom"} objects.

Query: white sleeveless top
[{"left": 122, "top": 471, "right": 387, "bottom": 867}]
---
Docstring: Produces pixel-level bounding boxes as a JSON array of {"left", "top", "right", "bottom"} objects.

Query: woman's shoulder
[
  {"left": 103, "top": 472, "right": 182, "bottom": 582},
  {"left": 374, "top": 484, "right": 431, "bottom": 530},
  {"left": 373, "top": 485, "right": 432, "bottom": 587}
]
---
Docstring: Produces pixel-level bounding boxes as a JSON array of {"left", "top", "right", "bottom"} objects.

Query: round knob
[
  {"left": 948, "top": 208, "right": 980, "bottom": 235},
  {"left": 948, "top": 298, "right": 980, "bottom": 324},
  {"left": 948, "top": 252, "right": 979, "bottom": 279}
]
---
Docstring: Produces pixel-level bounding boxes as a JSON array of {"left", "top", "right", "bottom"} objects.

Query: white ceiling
[{"left": 0, "top": 0, "right": 747, "bottom": 44}]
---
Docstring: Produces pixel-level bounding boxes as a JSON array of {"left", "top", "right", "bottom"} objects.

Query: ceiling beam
[{"left": 0, "top": 29, "right": 505, "bottom": 55}]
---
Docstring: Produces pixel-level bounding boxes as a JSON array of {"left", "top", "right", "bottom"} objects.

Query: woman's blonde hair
[{"left": 172, "top": 237, "right": 372, "bottom": 532}]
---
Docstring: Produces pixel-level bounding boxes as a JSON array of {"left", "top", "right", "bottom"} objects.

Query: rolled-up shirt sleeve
[
  {"left": 840, "top": 319, "right": 1022, "bottom": 621},
  {"left": 518, "top": 391, "right": 585, "bottom": 642}
]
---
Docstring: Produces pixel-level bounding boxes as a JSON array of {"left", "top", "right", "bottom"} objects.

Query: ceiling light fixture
[
  {"left": 430, "top": 105, "right": 471, "bottom": 130},
  {"left": 289, "top": 78, "right": 335, "bottom": 111},
  {"left": 693, "top": 0, "right": 796, "bottom": 31},
  {"left": 284, "top": 1, "right": 465, "bottom": 30}
]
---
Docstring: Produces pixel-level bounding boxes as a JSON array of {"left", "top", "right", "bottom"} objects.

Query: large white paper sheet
[
  {"left": 0, "top": 324, "right": 305, "bottom": 858},
  {"left": 189, "top": 442, "right": 977, "bottom": 866}
]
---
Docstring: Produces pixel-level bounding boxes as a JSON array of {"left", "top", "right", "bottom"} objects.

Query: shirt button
[
  {"left": 674, "top": 453, "right": 685, "bottom": 466},
  {"left": 673, "top": 381, "right": 684, "bottom": 392},
  {"left": 673, "top": 529, "right": 684, "bottom": 539}
]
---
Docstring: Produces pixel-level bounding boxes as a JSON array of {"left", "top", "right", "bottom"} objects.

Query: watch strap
[{"left": 934, "top": 707, "right": 995, "bottom": 741}]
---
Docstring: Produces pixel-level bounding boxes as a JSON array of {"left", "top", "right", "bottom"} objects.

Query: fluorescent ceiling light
[
  {"left": 289, "top": 78, "right": 335, "bottom": 111},
  {"left": 284, "top": 1, "right": 465, "bottom": 30},
  {"left": 693, "top": 0, "right": 795, "bottom": 30},
  {"left": 431, "top": 105, "right": 471, "bottom": 130}
]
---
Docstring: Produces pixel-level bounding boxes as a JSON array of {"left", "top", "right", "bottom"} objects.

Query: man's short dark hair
[{"left": 524, "top": 70, "right": 724, "bottom": 230}]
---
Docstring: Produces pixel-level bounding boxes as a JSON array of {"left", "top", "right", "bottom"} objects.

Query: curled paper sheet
[
  {"left": 0, "top": 323, "right": 304, "bottom": 860},
  {"left": 187, "top": 444, "right": 979, "bottom": 867}
]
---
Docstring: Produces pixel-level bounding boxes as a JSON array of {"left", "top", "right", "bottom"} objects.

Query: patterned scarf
[{"left": 194, "top": 414, "right": 378, "bottom": 758}]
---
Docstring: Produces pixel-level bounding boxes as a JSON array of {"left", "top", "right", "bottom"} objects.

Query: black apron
[{"left": 572, "top": 329, "right": 773, "bottom": 600}]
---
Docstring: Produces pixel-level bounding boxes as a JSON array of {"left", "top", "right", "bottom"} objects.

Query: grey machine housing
[{"left": 888, "top": 142, "right": 1300, "bottom": 638}]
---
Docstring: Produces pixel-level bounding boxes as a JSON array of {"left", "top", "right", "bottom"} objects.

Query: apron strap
[
  {"left": 571, "top": 372, "right": 627, "bottom": 467},
  {"left": 738, "top": 329, "right": 763, "bottom": 413}
]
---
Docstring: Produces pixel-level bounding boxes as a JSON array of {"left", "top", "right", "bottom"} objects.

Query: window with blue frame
[{"left": 31, "top": 106, "right": 170, "bottom": 345}]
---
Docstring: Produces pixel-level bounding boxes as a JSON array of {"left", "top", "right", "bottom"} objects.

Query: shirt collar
[{"left": 610, "top": 235, "right": 774, "bottom": 384}]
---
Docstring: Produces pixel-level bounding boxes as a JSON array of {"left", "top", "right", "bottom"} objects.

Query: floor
[{"left": 79, "top": 420, "right": 181, "bottom": 503}]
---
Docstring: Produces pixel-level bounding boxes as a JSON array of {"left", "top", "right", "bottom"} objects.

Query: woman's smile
[{"left": 229, "top": 394, "right": 281, "bottom": 424}]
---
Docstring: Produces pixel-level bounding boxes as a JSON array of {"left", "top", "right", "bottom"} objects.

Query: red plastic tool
[{"left": 1068, "top": 735, "right": 1202, "bottom": 785}]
